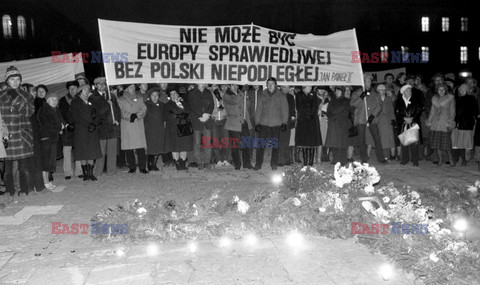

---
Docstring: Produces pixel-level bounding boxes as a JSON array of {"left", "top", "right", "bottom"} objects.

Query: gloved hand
[
  {"left": 3, "top": 136, "right": 8, "bottom": 149},
  {"left": 280, "top": 123, "right": 287, "bottom": 132},
  {"left": 87, "top": 123, "right": 96, "bottom": 133},
  {"left": 130, "top": 113, "right": 137, "bottom": 123},
  {"left": 360, "top": 91, "right": 369, "bottom": 100},
  {"left": 255, "top": 125, "right": 261, "bottom": 133},
  {"left": 66, "top": 124, "right": 75, "bottom": 132},
  {"left": 367, "top": 114, "right": 375, "bottom": 124},
  {"left": 213, "top": 89, "right": 222, "bottom": 101}
]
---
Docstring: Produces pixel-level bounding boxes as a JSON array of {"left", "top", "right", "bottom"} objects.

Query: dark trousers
[
  {"left": 277, "top": 127, "right": 292, "bottom": 164},
  {"left": 211, "top": 119, "right": 230, "bottom": 163},
  {"left": 193, "top": 127, "right": 212, "bottom": 165},
  {"left": 255, "top": 125, "right": 280, "bottom": 169},
  {"left": 125, "top": 148, "right": 147, "bottom": 170},
  {"left": 4, "top": 158, "right": 31, "bottom": 196},
  {"left": 331, "top": 147, "right": 347, "bottom": 165},
  {"left": 357, "top": 124, "right": 385, "bottom": 162},
  {"left": 28, "top": 156, "right": 45, "bottom": 192},
  {"left": 229, "top": 120, "right": 251, "bottom": 168},
  {"left": 401, "top": 143, "right": 419, "bottom": 164}
]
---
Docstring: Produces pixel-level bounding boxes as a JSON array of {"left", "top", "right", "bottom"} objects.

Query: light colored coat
[
  {"left": 0, "top": 111, "right": 8, "bottom": 158},
  {"left": 118, "top": 91, "right": 147, "bottom": 150},
  {"left": 427, "top": 94, "right": 456, "bottom": 132},
  {"left": 223, "top": 90, "right": 252, "bottom": 132}
]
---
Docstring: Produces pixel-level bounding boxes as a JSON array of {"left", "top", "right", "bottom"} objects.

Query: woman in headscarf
[
  {"left": 426, "top": 84, "right": 456, "bottom": 166},
  {"left": 324, "top": 86, "right": 350, "bottom": 165},
  {"left": 163, "top": 88, "right": 193, "bottom": 170},
  {"left": 37, "top": 92, "right": 65, "bottom": 190},
  {"left": 451, "top": 84, "right": 479, "bottom": 166},
  {"left": 117, "top": 84, "right": 148, "bottom": 173},
  {"left": 144, "top": 87, "right": 167, "bottom": 171},
  {"left": 70, "top": 84, "right": 102, "bottom": 180}
]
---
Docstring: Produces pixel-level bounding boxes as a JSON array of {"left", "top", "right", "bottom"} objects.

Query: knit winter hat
[{"left": 5, "top": 66, "right": 22, "bottom": 82}]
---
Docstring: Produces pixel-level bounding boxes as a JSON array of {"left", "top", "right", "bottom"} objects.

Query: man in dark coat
[
  {"left": 246, "top": 85, "right": 262, "bottom": 160},
  {"left": 187, "top": 83, "right": 214, "bottom": 170},
  {"left": 254, "top": 77, "right": 289, "bottom": 170},
  {"left": 277, "top": 85, "right": 296, "bottom": 166},
  {"left": 89, "top": 77, "right": 121, "bottom": 176},
  {"left": 0, "top": 66, "right": 34, "bottom": 201},
  {"left": 59, "top": 80, "right": 82, "bottom": 179}
]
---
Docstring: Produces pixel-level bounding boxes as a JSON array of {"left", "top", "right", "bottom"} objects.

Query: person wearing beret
[
  {"left": 89, "top": 77, "right": 121, "bottom": 177},
  {"left": 117, "top": 84, "right": 148, "bottom": 174},
  {"left": 37, "top": 92, "right": 66, "bottom": 190},
  {"left": 70, "top": 84, "right": 102, "bottom": 180},
  {"left": 0, "top": 66, "right": 35, "bottom": 201},
  {"left": 350, "top": 74, "right": 387, "bottom": 164},
  {"left": 59, "top": 80, "right": 83, "bottom": 180}
]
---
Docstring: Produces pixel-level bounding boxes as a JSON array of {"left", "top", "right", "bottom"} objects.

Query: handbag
[
  {"left": 398, "top": 123, "right": 420, "bottom": 146},
  {"left": 176, "top": 115, "right": 193, "bottom": 137}
]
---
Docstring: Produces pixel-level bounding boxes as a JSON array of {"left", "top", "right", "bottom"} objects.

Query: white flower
[
  {"left": 137, "top": 207, "right": 147, "bottom": 215},
  {"left": 364, "top": 185, "right": 375, "bottom": 194},
  {"left": 292, "top": 198, "right": 301, "bottom": 207},
  {"left": 318, "top": 207, "right": 326, "bottom": 213},
  {"left": 382, "top": 196, "right": 390, "bottom": 203},
  {"left": 233, "top": 195, "right": 240, "bottom": 203},
  {"left": 410, "top": 191, "right": 420, "bottom": 200},
  {"left": 429, "top": 253, "right": 439, "bottom": 262},
  {"left": 210, "top": 193, "right": 219, "bottom": 200},
  {"left": 300, "top": 166, "right": 308, "bottom": 172},
  {"left": 333, "top": 163, "right": 354, "bottom": 188},
  {"left": 475, "top": 180, "right": 480, "bottom": 188},
  {"left": 298, "top": 193, "right": 307, "bottom": 199},
  {"left": 467, "top": 186, "right": 478, "bottom": 194},
  {"left": 237, "top": 200, "right": 250, "bottom": 214}
]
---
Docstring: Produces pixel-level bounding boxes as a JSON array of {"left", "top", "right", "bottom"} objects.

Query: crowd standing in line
[{"left": 1, "top": 66, "right": 480, "bottom": 203}]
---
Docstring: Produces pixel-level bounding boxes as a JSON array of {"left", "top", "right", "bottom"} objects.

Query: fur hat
[
  {"left": 93, "top": 77, "right": 106, "bottom": 85},
  {"left": 66, "top": 80, "right": 79, "bottom": 90},
  {"left": 400, "top": 84, "right": 412, "bottom": 95},
  {"left": 5, "top": 66, "right": 22, "bottom": 82}
]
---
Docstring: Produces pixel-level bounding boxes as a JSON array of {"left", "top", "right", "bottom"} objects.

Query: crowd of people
[{"left": 0, "top": 65, "right": 479, "bottom": 202}]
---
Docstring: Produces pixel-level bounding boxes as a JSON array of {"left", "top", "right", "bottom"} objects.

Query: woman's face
[
  {"left": 36, "top": 88, "right": 47, "bottom": 98},
  {"left": 377, "top": 87, "right": 386, "bottom": 97},
  {"left": 335, "top": 89, "right": 343, "bottom": 98},
  {"left": 170, "top": 91, "right": 179, "bottom": 101},
  {"left": 303, "top": 86, "right": 312, "bottom": 94},
  {"left": 47, "top": 97, "right": 58, "bottom": 108},
  {"left": 437, "top": 87, "right": 446, "bottom": 96},
  {"left": 344, "top": 88, "right": 352, "bottom": 99},
  {"left": 459, "top": 87, "right": 467, "bottom": 96},
  {"left": 151, "top": 92, "right": 159, "bottom": 103}
]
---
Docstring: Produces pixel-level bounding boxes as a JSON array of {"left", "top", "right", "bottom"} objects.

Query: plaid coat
[{"left": 0, "top": 88, "right": 35, "bottom": 160}]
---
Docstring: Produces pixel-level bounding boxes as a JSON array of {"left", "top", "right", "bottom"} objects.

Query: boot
[
  {"left": 88, "top": 164, "right": 97, "bottom": 181},
  {"left": 81, "top": 165, "right": 88, "bottom": 181},
  {"left": 309, "top": 148, "right": 315, "bottom": 166},
  {"left": 148, "top": 155, "right": 159, "bottom": 171},
  {"left": 294, "top": 147, "right": 302, "bottom": 163},
  {"left": 174, "top": 159, "right": 181, "bottom": 170},
  {"left": 178, "top": 158, "right": 188, "bottom": 170},
  {"left": 460, "top": 149, "right": 467, "bottom": 166},
  {"left": 302, "top": 148, "right": 308, "bottom": 166}
]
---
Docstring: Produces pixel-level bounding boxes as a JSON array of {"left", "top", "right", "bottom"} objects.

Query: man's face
[
  {"left": 364, "top": 78, "right": 372, "bottom": 89},
  {"left": 160, "top": 83, "right": 168, "bottom": 90},
  {"left": 266, "top": 80, "right": 276, "bottom": 93},
  {"left": 47, "top": 97, "right": 58, "bottom": 108},
  {"left": 96, "top": 81, "right": 106, "bottom": 92},
  {"left": 302, "top": 86, "right": 312, "bottom": 94},
  {"left": 68, "top": 86, "right": 78, "bottom": 96},
  {"left": 434, "top": 77, "right": 444, "bottom": 86},
  {"left": 466, "top": 78, "right": 476, "bottom": 88},
  {"left": 220, "top": 84, "right": 228, "bottom": 92},
  {"left": 385, "top": 76, "right": 394, "bottom": 85},
  {"left": 281, "top": 85, "right": 290, "bottom": 94},
  {"left": 406, "top": 79, "right": 414, "bottom": 86},
  {"left": 197, "top": 84, "right": 207, "bottom": 91},
  {"left": 414, "top": 77, "right": 421, "bottom": 86},
  {"left": 230, "top": 84, "right": 239, "bottom": 93},
  {"left": 7, "top": 76, "right": 21, "bottom": 89},
  {"left": 253, "top": 85, "right": 260, "bottom": 90},
  {"left": 77, "top": 79, "right": 86, "bottom": 85},
  {"left": 140, "top": 83, "right": 148, "bottom": 91}
]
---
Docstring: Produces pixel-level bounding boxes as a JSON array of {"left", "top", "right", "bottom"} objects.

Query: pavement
[{"left": 0, "top": 153, "right": 478, "bottom": 285}]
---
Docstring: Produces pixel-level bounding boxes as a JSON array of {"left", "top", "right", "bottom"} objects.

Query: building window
[
  {"left": 17, "top": 16, "right": 26, "bottom": 39},
  {"left": 401, "top": 46, "right": 409, "bottom": 61},
  {"left": 421, "top": 17, "right": 429, "bottom": 32},
  {"left": 442, "top": 17, "right": 449, "bottom": 32},
  {"left": 461, "top": 17, "right": 468, "bottom": 31},
  {"left": 2, "top": 15, "right": 12, "bottom": 39},
  {"left": 31, "top": 18, "right": 34, "bottom": 37},
  {"left": 421, "top": 46, "right": 429, "bottom": 62},
  {"left": 460, "top": 46, "right": 468, "bottom": 64},
  {"left": 380, "top": 46, "right": 388, "bottom": 61}
]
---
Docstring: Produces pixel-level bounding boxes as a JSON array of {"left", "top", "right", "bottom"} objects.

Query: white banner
[
  {"left": 98, "top": 19, "right": 364, "bottom": 86},
  {"left": 0, "top": 53, "right": 84, "bottom": 86},
  {"left": 365, "top": 67, "right": 406, "bottom": 83}
]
